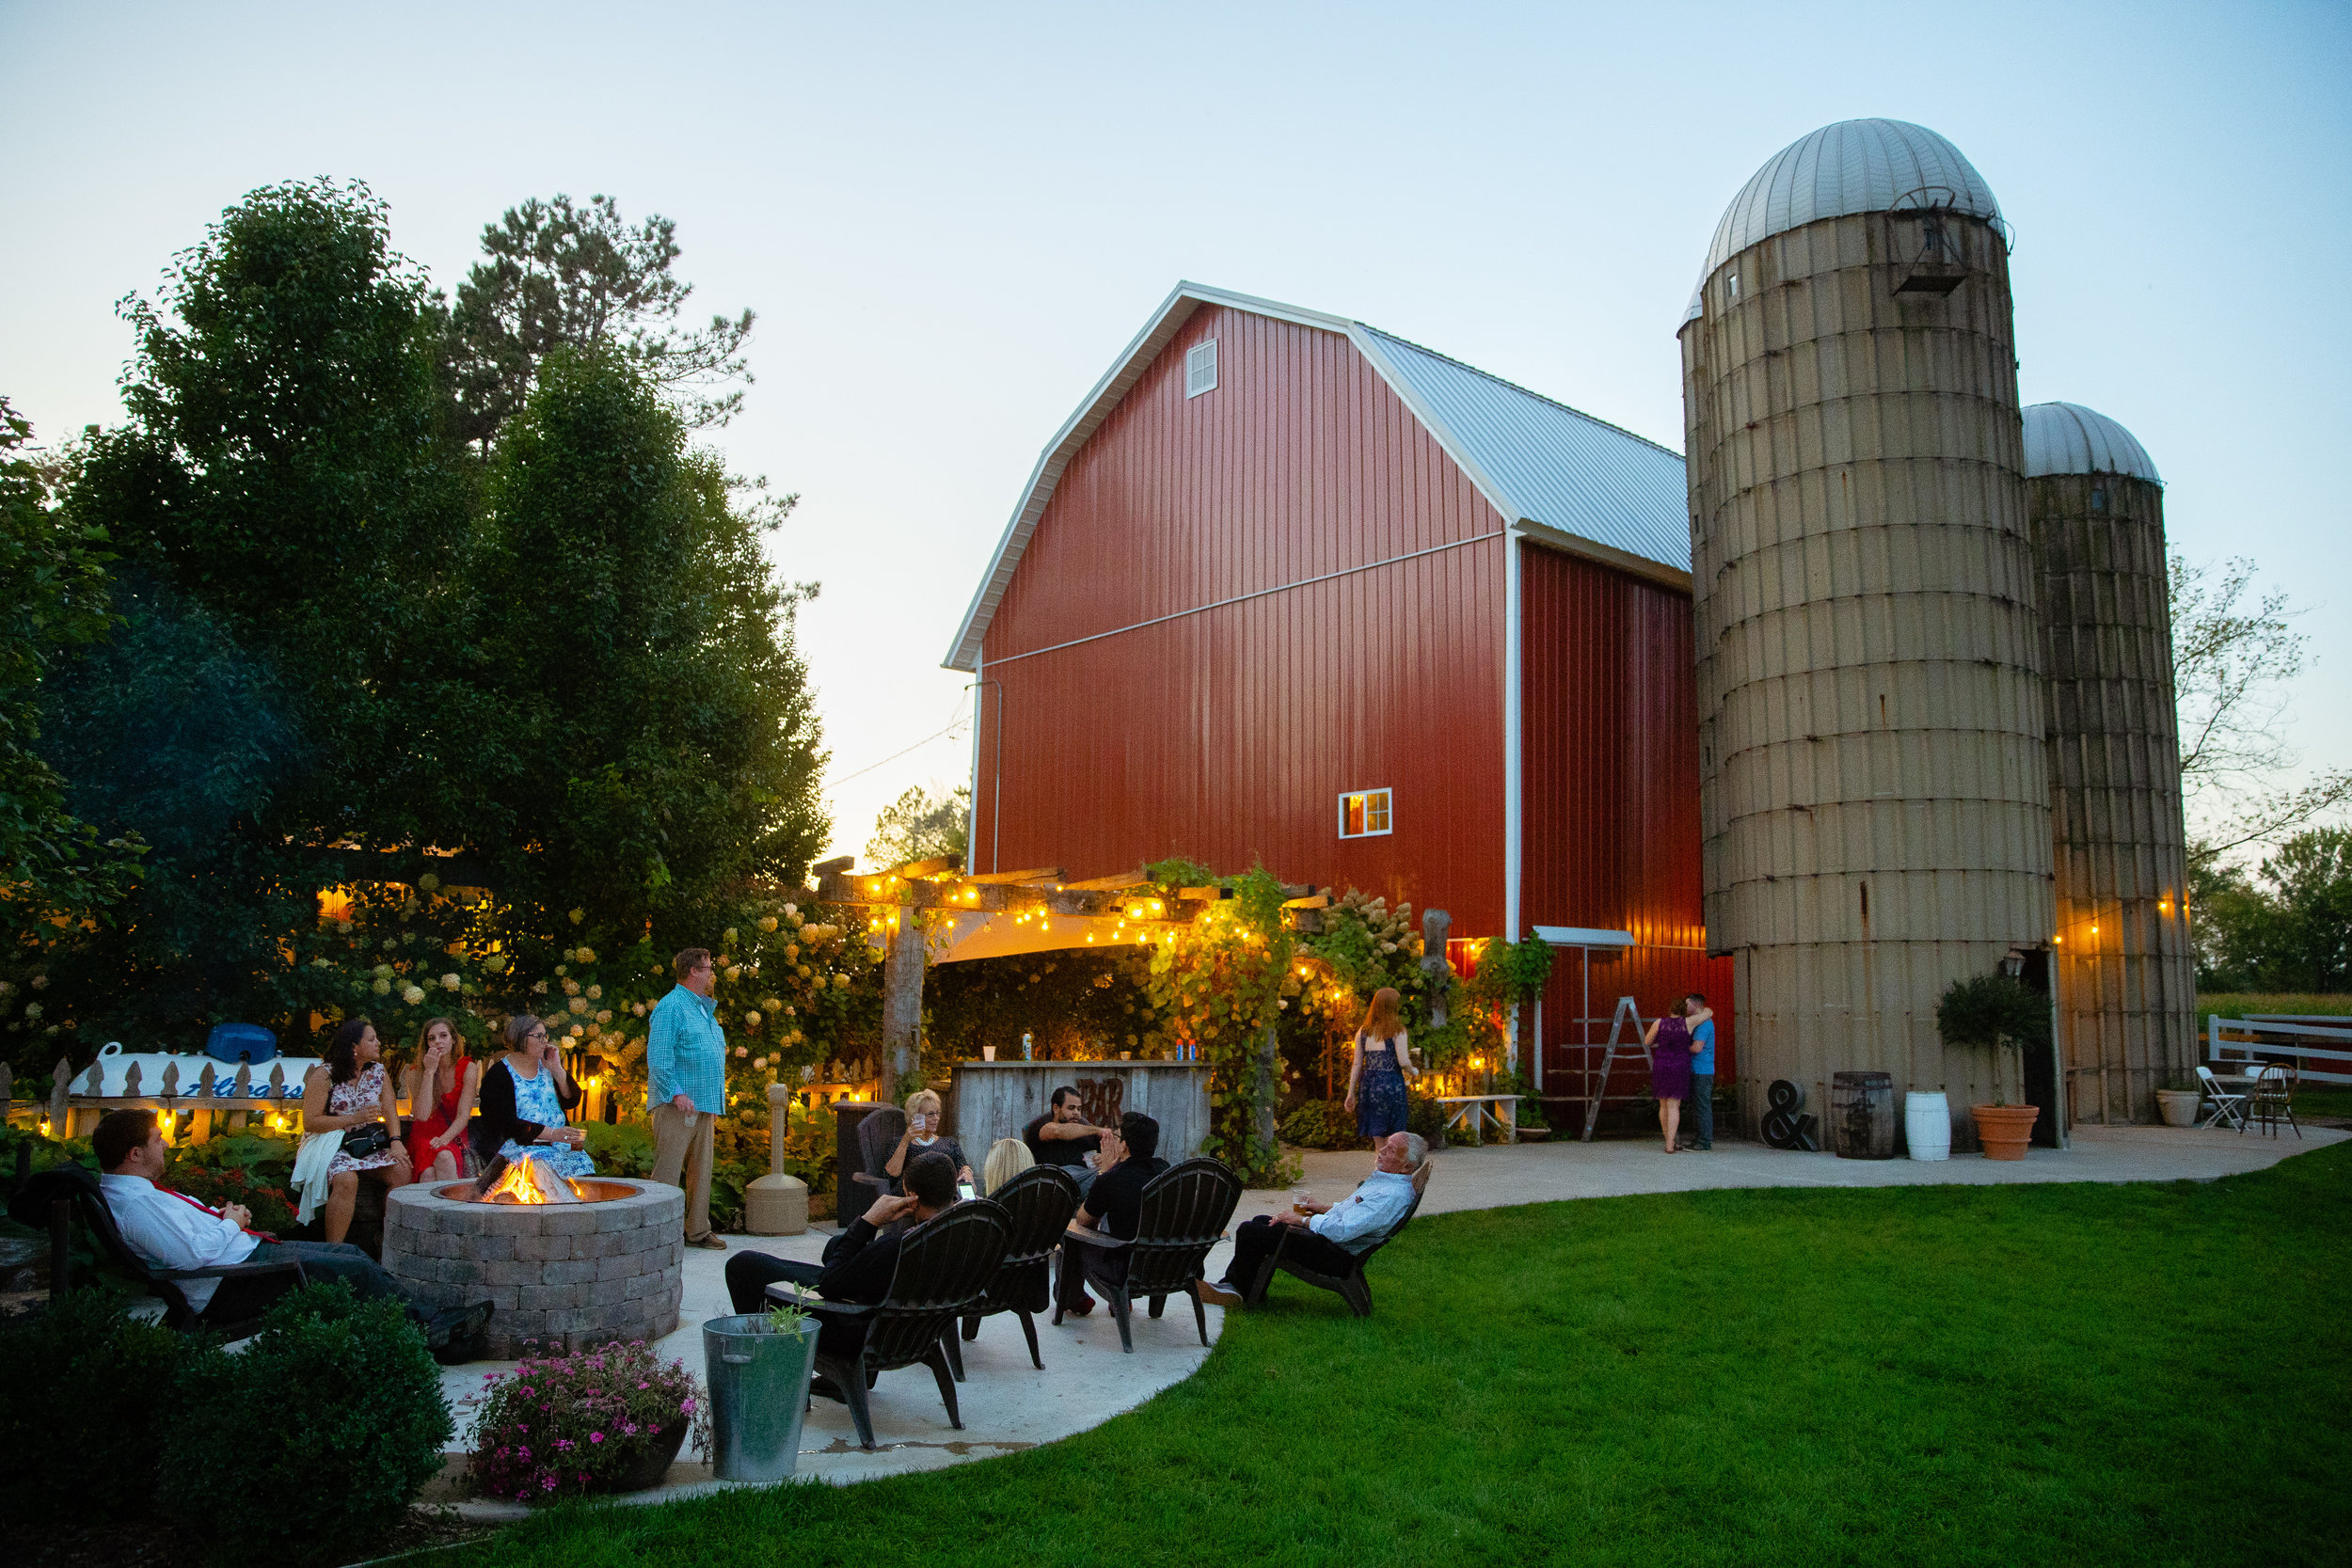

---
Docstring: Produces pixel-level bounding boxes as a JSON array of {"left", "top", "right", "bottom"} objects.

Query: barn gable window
[
  {"left": 1338, "top": 787, "right": 1392, "bottom": 839},
  {"left": 1184, "top": 339, "right": 1218, "bottom": 399}
]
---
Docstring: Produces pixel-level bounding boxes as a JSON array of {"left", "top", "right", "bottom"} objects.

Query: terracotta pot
[{"left": 1970, "top": 1103, "right": 2041, "bottom": 1161}]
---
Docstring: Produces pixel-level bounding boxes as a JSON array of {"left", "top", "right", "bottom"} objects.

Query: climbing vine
[{"left": 1141, "top": 863, "right": 1295, "bottom": 1184}]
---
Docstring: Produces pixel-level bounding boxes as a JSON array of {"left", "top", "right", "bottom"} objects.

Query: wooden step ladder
[{"left": 1578, "top": 996, "right": 1652, "bottom": 1143}]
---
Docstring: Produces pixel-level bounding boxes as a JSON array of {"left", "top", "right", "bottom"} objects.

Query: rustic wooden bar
[{"left": 946, "top": 1061, "right": 1214, "bottom": 1163}]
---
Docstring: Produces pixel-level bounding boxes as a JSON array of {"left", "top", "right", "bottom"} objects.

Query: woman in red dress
[{"left": 407, "top": 1016, "right": 482, "bottom": 1180}]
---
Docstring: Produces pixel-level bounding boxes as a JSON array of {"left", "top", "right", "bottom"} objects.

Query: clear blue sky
[{"left": 5, "top": 1, "right": 2345, "bottom": 865}]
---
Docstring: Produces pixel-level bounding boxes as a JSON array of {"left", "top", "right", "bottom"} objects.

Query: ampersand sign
[{"left": 1761, "top": 1079, "right": 1820, "bottom": 1151}]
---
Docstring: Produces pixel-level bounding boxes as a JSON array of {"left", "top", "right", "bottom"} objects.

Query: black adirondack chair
[
  {"left": 951, "top": 1164, "right": 1080, "bottom": 1372},
  {"left": 1242, "top": 1160, "right": 1430, "bottom": 1318},
  {"left": 850, "top": 1106, "right": 909, "bottom": 1199},
  {"left": 1055, "top": 1156, "right": 1241, "bottom": 1354},
  {"left": 779, "top": 1197, "right": 1009, "bottom": 1450},
  {"left": 10, "top": 1165, "right": 307, "bottom": 1341}
]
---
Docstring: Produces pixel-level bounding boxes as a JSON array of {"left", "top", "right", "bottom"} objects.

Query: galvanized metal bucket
[{"left": 703, "top": 1314, "right": 818, "bottom": 1482}]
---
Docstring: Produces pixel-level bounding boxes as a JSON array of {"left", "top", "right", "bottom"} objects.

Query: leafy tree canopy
[
  {"left": 0, "top": 398, "right": 144, "bottom": 927},
  {"left": 2192, "top": 827, "right": 2352, "bottom": 992},
  {"left": 447, "top": 194, "right": 755, "bottom": 447},
  {"left": 866, "top": 783, "right": 969, "bottom": 870}
]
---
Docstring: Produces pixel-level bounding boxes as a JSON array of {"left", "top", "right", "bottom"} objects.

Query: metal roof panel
[
  {"left": 2023, "top": 401, "right": 2162, "bottom": 483},
  {"left": 1354, "top": 327, "right": 1691, "bottom": 576}
]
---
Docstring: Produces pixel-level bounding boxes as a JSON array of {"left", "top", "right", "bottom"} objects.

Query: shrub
[
  {"left": 161, "top": 1282, "right": 452, "bottom": 1562},
  {"left": 585, "top": 1118, "right": 658, "bottom": 1176},
  {"left": 167, "top": 1162, "right": 298, "bottom": 1235},
  {"left": 1407, "top": 1092, "right": 1447, "bottom": 1147},
  {"left": 469, "top": 1338, "right": 710, "bottom": 1506},
  {"left": 1279, "top": 1099, "right": 1367, "bottom": 1150},
  {"left": 0, "top": 1291, "right": 191, "bottom": 1523}
]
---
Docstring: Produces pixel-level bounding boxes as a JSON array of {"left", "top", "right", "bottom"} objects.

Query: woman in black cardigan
[{"left": 471, "top": 1014, "right": 594, "bottom": 1176}]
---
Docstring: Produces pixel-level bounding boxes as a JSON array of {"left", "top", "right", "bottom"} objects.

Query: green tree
[
  {"left": 471, "top": 348, "right": 826, "bottom": 957},
  {"left": 0, "top": 398, "right": 143, "bottom": 927},
  {"left": 29, "top": 179, "right": 487, "bottom": 1056},
  {"left": 447, "top": 194, "right": 755, "bottom": 447},
  {"left": 866, "top": 783, "right": 970, "bottom": 869},
  {"left": 2196, "top": 828, "right": 2352, "bottom": 991}
]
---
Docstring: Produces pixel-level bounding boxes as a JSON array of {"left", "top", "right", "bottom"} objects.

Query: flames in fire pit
[{"left": 475, "top": 1155, "right": 583, "bottom": 1205}]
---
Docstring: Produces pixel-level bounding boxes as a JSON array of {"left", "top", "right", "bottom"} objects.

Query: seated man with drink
[
  {"left": 1193, "top": 1131, "right": 1426, "bottom": 1308},
  {"left": 1023, "top": 1085, "right": 1107, "bottom": 1196},
  {"left": 724, "top": 1149, "right": 961, "bottom": 1367},
  {"left": 92, "top": 1108, "right": 493, "bottom": 1347},
  {"left": 1056, "top": 1111, "right": 1167, "bottom": 1318}
]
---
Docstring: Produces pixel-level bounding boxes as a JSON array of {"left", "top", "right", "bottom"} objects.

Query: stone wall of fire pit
[{"left": 382, "top": 1178, "right": 684, "bottom": 1358}]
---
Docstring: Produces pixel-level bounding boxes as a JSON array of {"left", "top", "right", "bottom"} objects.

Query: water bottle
[{"left": 1022, "top": 1031, "right": 1033, "bottom": 1062}]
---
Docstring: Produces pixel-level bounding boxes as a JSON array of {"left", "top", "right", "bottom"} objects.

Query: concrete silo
[
  {"left": 2023, "top": 402, "right": 2195, "bottom": 1123},
  {"left": 1678, "top": 119, "right": 2058, "bottom": 1142}
]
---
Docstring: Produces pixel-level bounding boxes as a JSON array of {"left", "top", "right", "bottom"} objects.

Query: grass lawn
[{"left": 433, "top": 1145, "right": 2352, "bottom": 1568}]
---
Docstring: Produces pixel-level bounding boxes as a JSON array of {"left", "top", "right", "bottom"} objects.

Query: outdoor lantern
[{"left": 2001, "top": 948, "right": 2026, "bottom": 978}]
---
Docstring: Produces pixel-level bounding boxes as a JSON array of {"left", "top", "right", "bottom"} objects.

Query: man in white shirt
[
  {"left": 93, "top": 1109, "right": 448, "bottom": 1318},
  {"left": 1194, "top": 1130, "right": 1426, "bottom": 1307}
]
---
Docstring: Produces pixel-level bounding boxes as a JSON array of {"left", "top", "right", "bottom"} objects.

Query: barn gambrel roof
[{"left": 943, "top": 282, "right": 1691, "bottom": 673}]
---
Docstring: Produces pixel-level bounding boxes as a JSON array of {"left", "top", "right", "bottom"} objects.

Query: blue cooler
[{"left": 205, "top": 1022, "right": 278, "bottom": 1065}]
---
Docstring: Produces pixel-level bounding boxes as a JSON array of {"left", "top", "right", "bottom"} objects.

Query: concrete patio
[{"left": 432, "top": 1119, "right": 2342, "bottom": 1517}]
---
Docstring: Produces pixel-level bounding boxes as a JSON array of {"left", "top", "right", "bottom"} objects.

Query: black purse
[{"left": 340, "top": 1123, "right": 392, "bottom": 1161}]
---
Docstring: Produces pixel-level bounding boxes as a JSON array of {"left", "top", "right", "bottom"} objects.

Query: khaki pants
[{"left": 650, "top": 1105, "right": 717, "bottom": 1243}]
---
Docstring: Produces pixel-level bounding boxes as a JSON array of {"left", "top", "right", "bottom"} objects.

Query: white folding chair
[{"left": 2195, "top": 1065, "right": 2247, "bottom": 1132}]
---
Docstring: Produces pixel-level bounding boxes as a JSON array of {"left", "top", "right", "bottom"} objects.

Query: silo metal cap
[
  {"left": 2023, "top": 402, "right": 2163, "bottom": 483},
  {"left": 1683, "top": 119, "right": 2005, "bottom": 325}
]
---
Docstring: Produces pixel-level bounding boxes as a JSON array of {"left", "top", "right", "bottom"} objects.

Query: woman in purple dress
[{"left": 1645, "top": 1001, "right": 1695, "bottom": 1152}]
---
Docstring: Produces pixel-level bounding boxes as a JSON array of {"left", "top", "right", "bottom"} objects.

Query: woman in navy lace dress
[{"left": 1345, "top": 987, "right": 1418, "bottom": 1141}]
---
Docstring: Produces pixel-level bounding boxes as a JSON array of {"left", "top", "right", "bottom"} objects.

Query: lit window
[
  {"left": 1338, "top": 787, "right": 1392, "bottom": 839},
  {"left": 1185, "top": 339, "right": 1218, "bottom": 398}
]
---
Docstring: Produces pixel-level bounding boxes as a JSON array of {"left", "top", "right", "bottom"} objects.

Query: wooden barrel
[{"left": 1831, "top": 1071, "right": 1897, "bottom": 1160}]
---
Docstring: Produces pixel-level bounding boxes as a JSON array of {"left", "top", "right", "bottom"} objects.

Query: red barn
[{"left": 944, "top": 283, "right": 1732, "bottom": 1099}]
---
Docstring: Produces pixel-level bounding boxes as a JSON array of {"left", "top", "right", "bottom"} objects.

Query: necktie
[{"left": 158, "top": 1185, "right": 271, "bottom": 1241}]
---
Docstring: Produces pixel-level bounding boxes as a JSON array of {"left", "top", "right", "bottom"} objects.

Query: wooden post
[
  {"left": 193, "top": 1064, "right": 215, "bottom": 1144},
  {"left": 1253, "top": 1018, "right": 1280, "bottom": 1153},
  {"left": 880, "top": 905, "right": 923, "bottom": 1105},
  {"left": 49, "top": 1059, "right": 70, "bottom": 1138}
]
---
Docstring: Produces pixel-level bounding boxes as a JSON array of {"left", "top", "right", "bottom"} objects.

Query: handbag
[{"left": 339, "top": 1123, "right": 392, "bottom": 1161}]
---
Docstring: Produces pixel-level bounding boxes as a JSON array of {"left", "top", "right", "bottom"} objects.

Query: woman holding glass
[
  {"left": 470, "top": 1014, "right": 595, "bottom": 1178},
  {"left": 406, "top": 1015, "right": 483, "bottom": 1180}
]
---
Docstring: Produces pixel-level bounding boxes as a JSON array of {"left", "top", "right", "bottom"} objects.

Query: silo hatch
[{"left": 1887, "top": 188, "right": 1973, "bottom": 296}]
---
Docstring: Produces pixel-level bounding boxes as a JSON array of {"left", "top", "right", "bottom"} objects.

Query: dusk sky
[{"left": 6, "top": 1, "right": 2345, "bottom": 866}]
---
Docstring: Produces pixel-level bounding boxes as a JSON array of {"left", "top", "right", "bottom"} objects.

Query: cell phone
[{"left": 957, "top": 1182, "right": 977, "bottom": 1201}]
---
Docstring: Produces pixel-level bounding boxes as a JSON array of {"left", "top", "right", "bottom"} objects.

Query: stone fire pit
[{"left": 383, "top": 1177, "right": 684, "bottom": 1358}]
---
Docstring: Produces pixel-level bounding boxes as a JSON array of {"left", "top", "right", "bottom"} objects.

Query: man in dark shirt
[
  {"left": 725, "top": 1150, "right": 960, "bottom": 1361},
  {"left": 1023, "top": 1086, "right": 1107, "bottom": 1196},
  {"left": 1057, "top": 1111, "right": 1168, "bottom": 1317}
]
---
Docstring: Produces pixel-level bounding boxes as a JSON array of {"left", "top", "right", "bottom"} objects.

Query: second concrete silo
[
  {"left": 2023, "top": 402, "right": 2196, "bottom": 1124},
  {"left": 1678, "top": 119, "right": 2058, "bottom": 1142}
]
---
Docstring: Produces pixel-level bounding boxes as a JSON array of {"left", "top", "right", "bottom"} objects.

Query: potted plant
[
  {"left": 702, "top": 1292, "right": 819, "bottom": 1483},
  {"left": 468, "top": 1339, "right": 709, "bottom": 1505},
  {"left": 1934, "top": 974, "right": 2051, "bottom": 1161},
  {"left": 2155, "top": 1078, "right": 2201, "bottom": 1128}
]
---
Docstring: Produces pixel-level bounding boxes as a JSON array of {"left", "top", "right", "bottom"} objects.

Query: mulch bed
[{"left": 17, "top": 1507, "right": 490, "bottom": 1568}]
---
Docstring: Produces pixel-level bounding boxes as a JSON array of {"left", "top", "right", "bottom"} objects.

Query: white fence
[{"left": 2207, "top": 1015, "right": 2352, "bottom": 1087}]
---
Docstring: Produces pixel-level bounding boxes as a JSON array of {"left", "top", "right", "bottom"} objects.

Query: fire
[{"left": 479, "top": 1157, "right": 582, "bottom": 1205}]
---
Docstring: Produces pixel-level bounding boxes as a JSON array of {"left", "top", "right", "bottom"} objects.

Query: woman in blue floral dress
[
  {"left": 1345, "top": 987, "right": 1418, "bottom": 1141},
  {"left": 470, "top": 1014, "right": 596, "bottom": 1179}
]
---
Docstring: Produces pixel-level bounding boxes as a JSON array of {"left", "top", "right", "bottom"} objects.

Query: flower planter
[
  {"left": 600, "top": 1420, "right": 688, "bottom": 1494},
  {"left": 1516, "top": 1126, "right": 1551, "bottom": 1144},
  {"left": 2155, "top": 1089, "right": 2201, "bottom": 1128},
  {"left": 1970, "top": 1102, "right": 2041, "bottom": 1161},
  {"left": 704, "top": 1314, "right": 818, "bottom": 1483}
]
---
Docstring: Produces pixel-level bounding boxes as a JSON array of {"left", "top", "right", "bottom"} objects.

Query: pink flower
[
  {"left": 543, "top": 1476, "right": 558, "bottom": 1490},
  {"left": 590, "top": 1432, "right": 604, "bottom": 1444},
  {"left": 623, "top": 1422, "right": 639, "bottom": 1435}
]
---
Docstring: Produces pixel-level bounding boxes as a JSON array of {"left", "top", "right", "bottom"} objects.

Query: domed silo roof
[
  {"left": 1683, "top": 119, "right": 2004, "bottom": 324},
  {"left": 2022, "top": 402, "right": 2162, "bottom": 483}
]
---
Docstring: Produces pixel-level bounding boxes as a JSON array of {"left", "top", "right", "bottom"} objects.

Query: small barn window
[
  {"left": 1185, "top": 339, "right": 1218, "bottom": 399},
  {"left": 1724, "top": 272, "right": 1740, "bottom": 305},
  {"left": 1339, "top": 787, "right": 1392, "bottom": 839}
]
